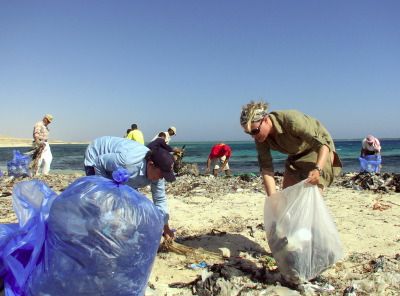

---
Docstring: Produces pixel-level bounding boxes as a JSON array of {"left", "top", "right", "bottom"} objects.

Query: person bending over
[
  {"left": 84, "top": 136, "right": 176, "bottom": 239},
  {"left": 360, "top": 135, "right": 381, "bottom": 157},
  {"left": 151, "top": 126, "right": 177, "bottom": 145},
  {"left": 240, "top": 101, "right": 342, "bottom": 195},
  {"left": 205, "top": 143, "right": 232, "bottom": 177}
]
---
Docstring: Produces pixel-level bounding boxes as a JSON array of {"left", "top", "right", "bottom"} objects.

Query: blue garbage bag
[
  {"left": 28, "top": 172, "right": 164, "bottom": 295},
  {"left": 359, "top": 154, "right": 382, "bottom": 173},
  {"left": 7, "top": 150, "right": 31, "bottom": 177},
  {"left": 0, "top": 180, "right": 57, "bottom": 296}
]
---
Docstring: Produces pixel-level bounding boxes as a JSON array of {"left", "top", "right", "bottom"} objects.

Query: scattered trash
[
  {"left": 188, "top": 261, "right": 208, "bottom": 270},
  {"left": 372, "top": 200, "right": 392, "bottom": 211},
  {"left": 343, "top": 285, "right": 357, "bottom": 296},
  {"left": 340, "top": 172, "right": 400, "bottom": 193},
  {"left": 371, "top": 255, "right": 386, "bottom": 272}
]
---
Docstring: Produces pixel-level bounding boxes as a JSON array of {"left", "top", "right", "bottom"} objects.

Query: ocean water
[{"left": 0, "top": 139, "right": 399, "bottom": 175}]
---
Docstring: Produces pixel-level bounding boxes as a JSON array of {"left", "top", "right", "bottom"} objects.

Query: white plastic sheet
[{"left": 264, "top": 181, "right": 343, "bottom": 284}]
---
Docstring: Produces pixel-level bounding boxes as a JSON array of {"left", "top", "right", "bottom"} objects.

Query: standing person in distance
[{"left": 32, "top": 114, "right": 54, "bottom": 175}]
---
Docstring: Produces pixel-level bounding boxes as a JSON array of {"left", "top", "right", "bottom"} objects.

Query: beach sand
[
  {"left": 1, "top": 173, "right": 399, "bottom": 295},
  {"left": 147, "top": 176, "right": 400, "bottom": 295}
]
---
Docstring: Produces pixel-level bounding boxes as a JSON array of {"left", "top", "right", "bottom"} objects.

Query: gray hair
[{"left": 240, "top": 101, "right": 269, "bottom": 130}]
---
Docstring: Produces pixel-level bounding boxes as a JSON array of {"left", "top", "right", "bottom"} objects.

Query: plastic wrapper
[
  {"left": 7, "top": 150, "right": 31, "bottom": 177},
  {"left": 28, "top": 174, "right": 164, "bottom": 296},
  {"left": 264, "top": 181, "right": 343, "bottom": 284}
]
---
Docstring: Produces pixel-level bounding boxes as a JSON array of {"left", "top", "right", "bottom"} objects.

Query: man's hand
[
  {"left": 306, "top": 169, "right": 320, "bottom": 185},
  {"left": 163, "top": 224, "right": 175, "bottom": 240}
]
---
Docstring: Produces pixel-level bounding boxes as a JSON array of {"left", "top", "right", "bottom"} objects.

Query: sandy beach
[{"left": 1, "top": 172, "right": 399, "bottom": 295}]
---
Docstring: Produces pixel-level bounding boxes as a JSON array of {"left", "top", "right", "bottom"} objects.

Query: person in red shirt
[{"left": 206, "top": 143, "right": 232, "bottom": 177}]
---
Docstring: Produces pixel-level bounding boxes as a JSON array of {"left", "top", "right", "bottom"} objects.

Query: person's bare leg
[{"left": 213, "top": 169, "right": 218, "bottom": 177}]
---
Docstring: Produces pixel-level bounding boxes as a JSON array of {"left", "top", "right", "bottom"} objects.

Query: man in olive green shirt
[{"left": 240, "top": 101, "right": 341, "bottom": 195}]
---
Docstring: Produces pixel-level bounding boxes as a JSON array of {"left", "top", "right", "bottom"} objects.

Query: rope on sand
[{"left": 160, "top": 240, "right": 223, "bottom": 261}]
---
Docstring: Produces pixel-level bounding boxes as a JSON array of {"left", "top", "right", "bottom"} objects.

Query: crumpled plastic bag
[
  {"left": 359, "top": 155, "right": 381, "bottom": 173},
  {"left": 28, "top": 174, "right": 164, "bottom": 296},
  {"left": 0, "top": 169, "right": 165, "bottom": 296},
  {"left": 264, "top": 181, "right": 343, "bottom": 284},
  {"left": 7, "top": 150, "right": 31, "bottom": 177},
  {"left": 0, "top": 180, "right": 57, "bottom": 295}
]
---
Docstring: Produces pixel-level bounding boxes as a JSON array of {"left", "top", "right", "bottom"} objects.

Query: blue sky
[{"left": 0, "top": 0, "right": 399, "bottom": 142}]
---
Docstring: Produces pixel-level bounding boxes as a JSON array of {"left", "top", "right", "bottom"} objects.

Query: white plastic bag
[{"left": 264, "top": 181, "right": 343, "bottom": 284}]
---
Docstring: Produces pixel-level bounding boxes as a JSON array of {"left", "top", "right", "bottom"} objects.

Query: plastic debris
[{"left": 188, "top": 261, "right": 208, "bottom": 270}]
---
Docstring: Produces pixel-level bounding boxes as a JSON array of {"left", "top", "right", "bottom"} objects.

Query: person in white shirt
[{"left": 151, "top": 126, "right": 177, "bottom": 144}]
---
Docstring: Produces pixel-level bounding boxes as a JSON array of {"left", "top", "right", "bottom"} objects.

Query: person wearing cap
[
  {"left": 32, "top": 114, "right": 54, "bottom": 175},
  {"left": 151, "top": 126, "right": 177, "bottom": 145},
  {"left": 126, "top": 123, "right": 145, "bottom": 144},
  {"left": 360, "top": 135, "right": 381, "bottom": 157},
  {"left": 84, "top": 136, "right": 176, "bottom": 238},
  {"left": 205, "top": 143, "right": 232, "bottom": 177},
  {"left": 149, "top": 132, "right": 183, "bottom": 154},
  {"left": 240, "top": 101, "right": 342, "bottom": 195}
]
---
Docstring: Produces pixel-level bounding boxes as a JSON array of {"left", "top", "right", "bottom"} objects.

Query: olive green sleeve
[
  {"left": 286, "top": 113, "right": 335, "bottom": 152},
  {"left": 255, "top": 140, "right": 274, "bottom": 171}
]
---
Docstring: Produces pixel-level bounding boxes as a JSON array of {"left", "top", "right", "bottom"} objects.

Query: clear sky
[{"left": 0, "top": 0, "right": 399, "bottom": 142}]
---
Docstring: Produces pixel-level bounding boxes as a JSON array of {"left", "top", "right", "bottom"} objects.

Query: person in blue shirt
[{"left": 84, "top": 136, "right": 176, "bottom": 239}]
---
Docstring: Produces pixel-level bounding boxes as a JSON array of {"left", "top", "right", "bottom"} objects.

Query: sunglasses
[{"left": 245, "top": 118, "right": 264, "bottom": 135}]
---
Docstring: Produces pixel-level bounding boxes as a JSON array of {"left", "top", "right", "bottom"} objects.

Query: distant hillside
[{"left": 0, "top": 135, "right": 86, "bottom": 147}]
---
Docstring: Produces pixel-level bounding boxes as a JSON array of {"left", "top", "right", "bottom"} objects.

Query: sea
[{"left": 1, "top": 139, "right": 399, "bottom": 175}]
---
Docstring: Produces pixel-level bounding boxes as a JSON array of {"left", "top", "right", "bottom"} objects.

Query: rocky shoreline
[{"left": 2, "top": 171, "right": 400, "bottom": 201}]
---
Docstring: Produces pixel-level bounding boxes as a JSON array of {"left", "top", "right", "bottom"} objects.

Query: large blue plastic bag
[
  {"left": 28, "top": 174, "right": 164, "bottom": 296},
  {"left": 264, "top": 181, "right": 343, "bottom": 284},
  {"left": 0, "top": 180, "right": 56, "bottom": 296},
  {"left": 359, "top": 154, "right": 382, "bottom": 173},
  {"left": 7, "top": 150, "right": 31, "bottom": 178}
]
